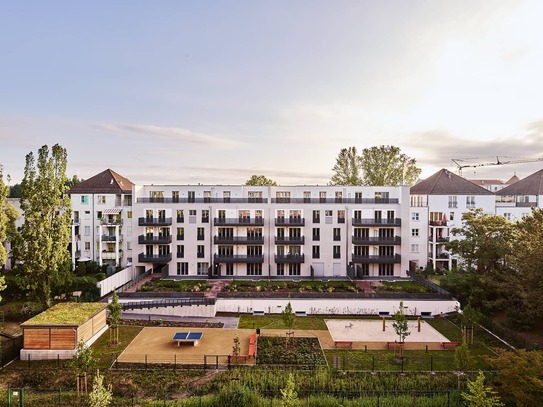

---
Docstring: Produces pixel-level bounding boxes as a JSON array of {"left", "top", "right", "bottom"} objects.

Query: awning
[
  {"left": 102, "top": 208, "right": 122, "bottom": 215},
  {"left": 77, "top": 256, "right": 91, "bottom": 262}
]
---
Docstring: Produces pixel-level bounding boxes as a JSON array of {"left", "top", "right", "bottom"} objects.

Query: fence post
[
  {"left": 401, "top": 357, "right": 404, "bottom": 373},
  {"left": 58, "top": 388, "right": 61, "bottom": 407},
  {"left": 372, "top": 356, "right": 375, "bottom": 371},
  {"left": 174, "top": 354, "right": 176, "bottom": 370},
  {"left": 430, "top": 355, "right": 433, "bottom": 372},
  {"left": 145, "top": 354, "right": 148, "bottom": 370},
  {"left": 28, "top": 353, "right": 30, "bottom": 368},
  {"left": 57, "top": 354, "right": 60, "bottom": 368}
]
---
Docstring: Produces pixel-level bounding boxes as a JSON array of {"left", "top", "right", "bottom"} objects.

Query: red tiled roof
[
  {"left": 68, "top": 169, "right": 133, "bottom": 194},
  {"left": 410, "top": 169, "right": 494, "bottom": 195}
]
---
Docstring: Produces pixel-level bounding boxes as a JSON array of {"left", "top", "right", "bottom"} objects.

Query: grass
[
  {"left": 91, "top": 325, "right": 144, "bottom": 368},
  {"left": 373, "top": 281, "right": 431, "bottom": 293},
  {"left": 138, "top": 279, "right": 211, "bottom": 293},
  {"left": 239, "top": 315, "right": 328, "bottom": 330},
  {"left": 22, "top": 302, "right": 106, "bottom": 325}
]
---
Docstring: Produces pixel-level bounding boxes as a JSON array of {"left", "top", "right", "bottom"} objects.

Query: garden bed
[{"left": 256, "top": 336, "right": 327, "bottom": 366}]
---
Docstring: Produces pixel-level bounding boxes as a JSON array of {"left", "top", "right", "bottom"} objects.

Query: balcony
[
  {"left": 351, "top": 254, "right": 401, "bottom": 264},
  {"left": 102, "top": 250, "right": 124, "bottom": 260},
  {"left": 275, "top": 218, "right": 305, "bottom": 226},
  {"left": 138, "top": 217, "right": 173, "bottom": 226},
  {"left": 213, "top": 254, "right": 264, "bottom": 263},
  {"left": 100, "top": 217, "right": 123, "bottom": 225},
  {"left": 352, "top": 218, "right": 401, "bottom": 227},
  {"left": 177, "top": 217, "right": 184, "bottom": 223},
  {"left": 138, "top": 235, "right": 173, "bottom": 244},
  {"left": 352, "top": 236, "right": 401, "bottom": 245},
  {"left": 275, "top": 236, "right": 305, "bottom": 245},
  {"left": 213, "top": 217, "right": 264, "bottom": 226},
  {"left": 270, "top": 198, "right": 399, "bottom": 204},
  {"left": 138, "top": 252, "right": 172, "bottom": 263},
  {"left": 275, "top": 254, "right": 305, "bottom": 264},
  {"left": 137, "top": 197, "right": 267, "bottom": 204},
  {"left": 102, "top": 234, "right": 123, "bottom": 243},
  {"left": 214, "top": 236, "right": 264, "bottom": 245},
  {"left": 429, "top": 220, "right": 448, "bottom": 227}
]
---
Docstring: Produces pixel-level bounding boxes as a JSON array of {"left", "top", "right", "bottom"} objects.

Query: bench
[
  {"left": 334, "top": 341, "right": 353, "bottom": 349},
  {"left": 441, "top": 342, "right": 460, "bottom": 349}
]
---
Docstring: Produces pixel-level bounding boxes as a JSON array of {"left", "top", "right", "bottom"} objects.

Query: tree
[
  {"left": 455, "top": 341, "right": 475, "bottom": 389},
  {"left": 330, "top": 146, "right": 363, "bottom": 185},
  {"left": 9, "top": 183, "right": 21, "bottom": 198},
  {"left": 392, "top": 301, "right": 410, "bottom": 357},
  {"left": 446, "top": 209, "right": 515, "bottom": 275},
  {"left": 71, "top": 340, "right": 96, "bottom": 397},
  {"left": 107, "top": 290, "right": 122, "bottom": 345},
  {"left": 280, "top": 372, "right": 298, "bottom": 407},
  {"left": 461, "top": 371, "right": 504, "bottom": 407},
  {"left": 88, "top": 370, "right": 112, "bottom": 407},
  {"left": 244, "top": 175, "right": 277, "bottom": 186},
  {"left": 461, "top": 303, "right": 479, "bottom": 346},
  {"left": 12, "top": 144, "right": 72, "bottom": 307},
  {"left": 485, "top": 349, "right": 543, "bottom": 405},
  {"left": 359, "top": 145, "right": 421, "bottom": 186},
  {"left": 282, "top": 299, "right": 295, "bottom": 346},
  {"left": 0, "top": 166, "right": 19, "bottom": 301}
]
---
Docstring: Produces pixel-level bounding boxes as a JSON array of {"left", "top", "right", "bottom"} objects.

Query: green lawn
[
  {"left": 239, "top": 315, "right": 328, "bottom": 330},
  {"left": 91, "top": 325, "right": 143, "bottom": 368}
]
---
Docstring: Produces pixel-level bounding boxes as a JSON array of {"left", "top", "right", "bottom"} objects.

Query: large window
[
  {"left": 379, "top": 264, "right": 394, "bottom": 276},
  {"left": 466, "top": 196, "right": 476, "bottom": 208},
  {"left": 81, "top": 195, "right": 89, "bottom": 204},
  {"left": 177, "top": 227, "right": 184, "bottom": 240},
  {"left": 448, "top": 196, "right": 457, "bottom": 208},
  {"left": 333, "top": 245, "right": 341, "bottom": 259},
  {"left": 197, "top": 245, "right": 205, "bottom": 258},
  {"left": 197, "top": 262, "right": 208, "bottom": 276},
  {"left": 277, "top": 264, "right": 285, "bottom": 276},
  {"left": 312, "top": 246, "right": 320, "bottom": 259},
  {"left": 177, "top": 262, "right": 188, "bottom": 275},
  {"left": 289, "top": 264, "right": 301, "bottom": 276},
  {"left": 197, "top": 227, "right": 205, "bottom": 240},
  {"left": 247, "top": 264, "right": 262, "bottom": 276},
  {"left": 177, "top": 245, "right": 184, "bottom": 258},
  {"left": 333, "top": 228, "right": 341, "bottom": 241},
  {"left": 202, "top": 210, "right": 209, "bottom": 223}
]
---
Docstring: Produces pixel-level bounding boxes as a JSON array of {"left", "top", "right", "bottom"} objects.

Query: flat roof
[{"left": 22, "top": 302, "right": 107, "bottom": 326}]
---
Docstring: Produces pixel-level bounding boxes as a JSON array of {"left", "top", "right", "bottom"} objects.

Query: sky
[{"left": 2, "top": 0, "right": 543, "bottom": 186}]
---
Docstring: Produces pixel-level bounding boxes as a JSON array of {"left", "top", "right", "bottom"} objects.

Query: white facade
[
  {"left": 495, "top": 194, "right": 541, "bottom": 222},
  {"left": 132, "top": 185, "right": 411, "bottom": 279},
  {"left": 70, "top": 191, "right": 133, "bottom": 269}
]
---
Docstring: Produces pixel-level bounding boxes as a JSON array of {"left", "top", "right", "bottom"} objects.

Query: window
[
  {"left": 375, "top": 191, "right": 389, "bottom": 200},
  {"left": 335, "top": 191, "right": 342, "bottom": 203},
  {"left": 197, "top": 262, "right": 208, "bottom": 276},
  {"left": 177, "top": 227, "right": 184, "bottom": 240},
  {"left": 312, "top": 246, "right": 320, "bottom": 259},
  {"left": 333, "top": 245, "right": 341, "bottom": 259},
  {"left": 412, "top": 229, "right": 419, "bottom": 237},
  {"left": 84, "top": 211, "right": 90, "bottom": 220},
  {"left": 127, "top": 211, "right": 132, "bottom": 219},
  {"left": 151, "top": 191, "right": 164, "bottom": 200},
  {"left": 358, "top": 264, "right": 369, "bottom": 276},
  {"left": 277, "top": 264, "right": 285, "bottom": 276},
  {"left": 197, "top": 227, "right": 205, "bottom": 240},
  {"left": 223, "top": 191, "right": 231, "bottom": 202},
  {"left": 276, "top": 191, "right": 291, "bottom": 202},
  {"left": 325, "top": 210, "right": 333, "bottom": 217},
  {"left": 189, "top": 210, "right": 196, "bottom": 216},
  {"left": 333, "top": 228, "right": 341, "bottom": 241},
  {"left": 126, "top": 226, "right": 132, "bottom": 236},
  {"left": 81, "top": 195, "right": 89, "bottom": 204},
  {"left": 172, "top": 191, "right": 179, "bottom": 200},
  {"left": 379, "top": 264, "right": 394, "bottom": 276},
  {"left": 313, "top": 210, "right": 320, "bottom": 223},
  {"left": 319, "top": 191, "right": 327, "bottom": 203},
  {"left": 97, "top": 195, "right": 106, "bottom": 204},
  {"left": 247, "top": 263, "right": 262, "bottom": 276},
  {"left": 204, "top": 191, "right": 211, "bottom": 203},
  {"left": 188, "top": 191, "right": 195, "bottom": 203},
  {"left": 504, "top": 213, "right": 511, "bottom": 221},
  {"left": 289, "top": 263, "right": 301, "bottom": 276},
  {"left": 248, "top": 191, "right": 263, "bottom": 202},
  {"left": 411, "top": 244, "right": 419, "bottom": 253},
  {"left": 312, "top": 228, "right": 320, "bottom": 241},
  {"left": 337, "top": 210, "right": 345, "bottom": 223},
  {"left": 197, "top": 245, "right": 205, "bottom": 258},
  {"left": 84, "top": 242, "right": 90, "bottom": 250},
  {"left": 177, "top": 262, "right": 188, "bottom": 275},
  {"left": 466, "top": 196, "right": 476, "bottom": 208},
  {"left": 355, "top": 192, "right": 363, "bottom": 203},
  {"left": 448, "top": 196, "right": 457, "bottom": 208},
  {"left": 411, "top": 212, "right": 419, "bottom": 221},
  {"left": 225, "top": 264, "right": 234, "bottom": 276},
  {"left": 303, "top": 191, "right": 311, "bottom": 203},
  {"left": 449, "top": 212, "right": 454, "bottom": 221},
  {"left": 177, "top": 245, "right": 184, "bottom": 258},
  {"left": 84, "top": 226, "right": 90, "bottom": 236}
]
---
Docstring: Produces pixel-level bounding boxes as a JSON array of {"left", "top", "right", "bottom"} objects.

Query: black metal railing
[
  {"left": 275, "top": 218, "right": 305, "bottom": 226},
  {"left": 351, "top": 254, "right": 401, "bottom": 263},
  {"left": 214, "top": 236, "right": 264, "bottom": 245},
  {"left": 137, "top": 197, "right": 267, "bottom": 204},
  {"left": 138, "top": 235, "right": 173, "bottom": 244},
  {"left": 352, "top": 236, "right": 401, "bottom": 245},
  {"left": 213, "top": 254, "right": 264, "bottom": 263},
  {"left": 138, "top": 253, "right": 172, "bottom": 262},
  {"left": 214, "top": 218, "right": 265, "bottom": 226},
  {"left": 352, "top": 218, "right": 401, "bottom": 226},
  {"left": 275, "top": 236, "right": 305, "bottom": 245},
  {"left": 121, "top": 297, "right": 216, "bottom": 311},
  {"left": 138, "top": 217, "right": 173, "bottom": 226},
  {"left": 275, "top": 254, "right": 305, "bottom": 263}
]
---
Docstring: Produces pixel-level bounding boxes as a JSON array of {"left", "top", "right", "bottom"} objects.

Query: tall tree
[
  {"left": 12, "top": 144, "right": 72, "bottom": 307},
  {"left": 244, "top": 175, "right": 278, "bottom": 186},
  {"left": 446, "top": 209, "right": 515, "bottom": 275},
  {"left": 392, "top": 301, "right": 410, "bottom": 357},
  {"left": 330, "top": 146, "right": 363, "bottom": 185},
  {"left": 0, "top": 166, "right": 19, "bottom": 301},
  {"left": 360, "top": 145, "right": 421, "bottom": 186}
]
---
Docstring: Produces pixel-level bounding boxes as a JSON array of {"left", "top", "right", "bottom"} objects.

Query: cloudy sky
[{"left": 2, "top": 0, "right": 543, "bottom": 185}]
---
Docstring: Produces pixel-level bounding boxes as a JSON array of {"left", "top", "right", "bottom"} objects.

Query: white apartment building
[
  {"left": 495, "top": 169, "right": 543, "bottom": 221},
  {"left": 132, "top": 184, "right": 411, "bottom": 279},
  {"left": 68, "top": 169, "right": 134, "bottom": 269},
  {"left": 410, "top": 169, "right": 496, "bottom": 271}
]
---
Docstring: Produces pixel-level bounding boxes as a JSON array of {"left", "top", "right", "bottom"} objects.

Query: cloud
[{"left": 93, "top": 123, "right": 242, "bottom": 149}]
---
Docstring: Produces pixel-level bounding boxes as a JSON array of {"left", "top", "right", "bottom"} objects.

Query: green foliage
[
  {"left": 461, "top": 371, "right": 504, "bottom": 407},
  {"left": 392, "top": 301, "right": 410, "bottom": 343},
  {"left": 454, "top": 342, "right": 475, "bottom": 372},
  {"left": 330, "top": 146, "right": 363, "bottom": 185},
  {"left": 244, "top": 174, "right": 278, "bottom": 186},
  {"left": 256, "top": 336, "right": 327, "bottom": 365},
  {"left": 0, "top": 166, "right": 19, "bottom": 301},
  {"left": 373, "top": 280, "right": 429, "bottom": 293},
  {"left": 12, "top": 144, "right": 72, "bottom": 307},
  {"left": 232, "top": 336, "right": 241, "bottom": 356},
  {"left": 280, "top": 372, "right": 298, "bottom": 407},
  {"left": 108, "top": 290, "right": 122, "bottom": 328},
  {"left": 281, "top": 300, "right": 295, "bottom": 331},
  {"left": 223, "top": 279, "right": 359, "bottom": 293},
  {"left": 138, "top": 279, "right": 210, "bottom": 293},
  {"left": 360, "top": 145, "right": 421, "bottom": 186},
  {"left": 238, "top": 315, "right": 328, "bottom": 330},
  {"left": 88, "top": 370, "right": 113, "bottom": 407},
  {"left": 71, "top": 340, "right": 96, "bottom": 375}
]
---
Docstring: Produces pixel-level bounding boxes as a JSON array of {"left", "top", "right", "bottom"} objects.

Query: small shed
[{"left": 20, "top": 302, "right": 108, "bottom": 360}]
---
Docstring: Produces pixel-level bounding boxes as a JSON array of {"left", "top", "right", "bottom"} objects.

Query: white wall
[{"left": 96, "top": 266, "right": 136, "bottom": 297}]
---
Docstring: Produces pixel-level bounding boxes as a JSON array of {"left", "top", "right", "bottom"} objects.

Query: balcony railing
[
  {"left": 271, "top": 198, "right": 399, "bottom": 204},
  {"left": 137, "top": 197, "right": 267, "bottom": 204},
  {"left": 352, "top": 218, "right": 402, "bottom": 226},
  {"left": 138, "top": 252, "right": 172, "bottom": 263},
  {"left": 102, "top": 250, "right": 124, "bottom": 260},
  {"left": 429, "top": 220, "right": 448, "bottom": 226},
  {"left": 213, "top": 217, "right": 264, "bottom": 226},
  {"left": 102, "top": 234, "right": 123, "bottom": 242},
  {"left": 176, "top": 217, "right": 184, "bottom": 223},
  {"left": 138, "top": 217, "right": 173, "bottom": 226},
  {"left": 275, "top": 236, "right": 305, "bottom": 245},
  {"left": 213, "top": 254, "right": 264, "bottom": 263},
  {"left": 352, "top": 236, "right": 401, "bottom": 245},
  {"left": 275, "top": 254, "right": 305, "bottom": 263},
  {"left": 138, "top": 235, "right": 173, "bottom": 244},
  {"left": 275, "top": 218, "right": 305, "bottom": 226},
  {"left": 100, "top": 217, "right": 123, "bottom": 225},
  {"left": 214, "top": 236, "right": 265, "bottom": 245},
  {"left": 351, "top": 254, "right": 401, "bottom": 264}
]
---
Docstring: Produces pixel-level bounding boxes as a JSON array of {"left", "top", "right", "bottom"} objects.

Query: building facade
[{"left": 132, "top": 184, "right": 411, "bottom": 279}]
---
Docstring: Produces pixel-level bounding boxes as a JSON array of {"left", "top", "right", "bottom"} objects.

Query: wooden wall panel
[
  {"left": 92, "top": 310, "right": 107, "bottom": 335},
  {"left": 50, "top": 328, "right": 76, "bottom": 350},
  {"left": 78, "top": 319, "right": 93, "bottom": 343},
  {"left": 24, "top": 329, "right": 50, "bottom": 349}
]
